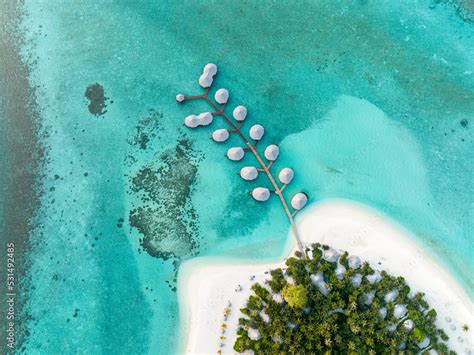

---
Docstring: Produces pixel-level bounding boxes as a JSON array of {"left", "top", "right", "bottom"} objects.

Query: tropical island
[
  {"left": 178, "top": 200, "right": 473, "bottom": 354},
  {"left": 177, "top": 64, "right": 473, "bottom": 354},
  {"left": 234, "top": 243, "right": 452, "bottom": 353}
]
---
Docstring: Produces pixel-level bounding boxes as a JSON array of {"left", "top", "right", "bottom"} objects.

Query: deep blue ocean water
[{"left": 10, "top": 1, "right": 474, "bottom": 353}]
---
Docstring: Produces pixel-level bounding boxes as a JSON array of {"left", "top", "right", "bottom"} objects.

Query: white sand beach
[{"left": 177, "top": 199, "right": 474, "bottom": 354}]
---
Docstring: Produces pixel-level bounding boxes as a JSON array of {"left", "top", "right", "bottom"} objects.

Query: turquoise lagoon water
[{"left": 15, "top": 1, "right": 473, "bottom": 353}]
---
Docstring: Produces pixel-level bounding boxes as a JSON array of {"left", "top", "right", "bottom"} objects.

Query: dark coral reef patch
[
  {"left": 127, "top": 110, "right": 202, "bottom": 261},
  {"left": 129, "top": 139, "right": 201, "bottom": 260},
  {"left": 84, "top": 83, "right": 108, "bottom": 116},
  {"left": 129, "top": 111, "right": 163, "bottom": 150}
]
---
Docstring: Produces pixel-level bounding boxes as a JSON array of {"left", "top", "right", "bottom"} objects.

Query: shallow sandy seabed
[{"left": 178, "top": 199, "right": 474, "bottom": 354}]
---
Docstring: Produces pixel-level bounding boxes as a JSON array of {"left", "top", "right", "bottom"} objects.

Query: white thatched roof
[
  {"left": 227, "top": 147, "right": 244, "bottom": 161},
  {"left": 249, "top": 124, "right": 264, "bottom": 140},
  {"left": 384, "top": 289, "right": 399, "bottom": 303},
  {"left": 364, "top": 291, "right": 376, "bottom": 305},
  {"left": 240, "top": 167, "right": 258, "bottom": 181},
  {"left": 310, "top": 272, "right": 329, "bottom": 296},
  {"left": 259, "top": 311, "right": 270, "bottom": 323},
  {"left": 291, "top": 192, "right": 308, "bottom": 210},
  {"left": 176, "top": 93, "right": 185, "bottom": 102},
  {"left": 387, "top": 324, "right": 397, "bottom": 332},
  {"left": 397, "top": 342, "right": 406, "bottom": 351},
  {"left": 233, "top": 105, "right": 247, "bottom": 121},
  {"left": 285, "top": 276, "right": 295, "bottom": 285},
  {"left": 394, "top": 304, "right": 408, "bottom": 319},
  {"left": 264, "top": 144, "right": 279, "bottom": 161},
  {"left": 199, "top": 63, "right": 217, "bottom": 88},
  {"left": 347, "top": 255, "right": 361, "bottom": 269},
  {"left": 379, "top": 307, "right": 387, "bottom": 319},
  {"left": 203, "top": 63, "right": 217, "bottom": 76},
  {"left": 317, "top": 281, "right": 329, "bottom": 296},
  {"left": 248, "top": 328, "right": 261, "bottom": 340},
  {"left": 335, "top": 262, "right": 346, "bottom": 280},
  {"left": 185, "top": 112, "right": 213, "bottom": 127},
  {"left": 215, "top": 88, "right": 229, "bottom": 104},
  {"left": 403, "top": 319, "right": 415, "bottom": 332},
  {"left": 184, "top": 115, "right": 199, "bottom": 128},
  {"left": 212, "top": 129, "right": 229, "bottom": 142},
  {"left": 272, "top": 336, "right": 282, "bottom": 344},
  {"left": 366, "top": 270, "right": 382, "bottom": 284},
  {"left": 198, "top": 112, "right": 213, "bottom": 126},
  {"left": 350, "top": 273, "right": 362, "bottom": 287},
  {"left": 252, "top": 187, "right": 270, "bottom": 201},
  {"left": 272, "top": 293, "right": 284, "bottom": 304},
  {"left": 323, "top": 248, "right": 339, "bottom": 262},
  {"left": 417, "top": 337, "right": 430, "bottom": 349},
  {"left": 199, "top": 74, "right": 213, "bottom": 88},
  {"left": 310, "top": 272, "right": 324, "bottom": 285},
  {"left": 278, "top": 168, "right": 294, "bottom": 185}
]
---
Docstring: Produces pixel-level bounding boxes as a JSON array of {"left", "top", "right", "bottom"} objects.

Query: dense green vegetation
[{"left": 234, "top": 243, "right": 453, "bottom": 354}]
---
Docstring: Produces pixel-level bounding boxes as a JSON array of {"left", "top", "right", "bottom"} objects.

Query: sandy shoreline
[{"left": 178, "top": 199, "right": 473, "bottom": 354}]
